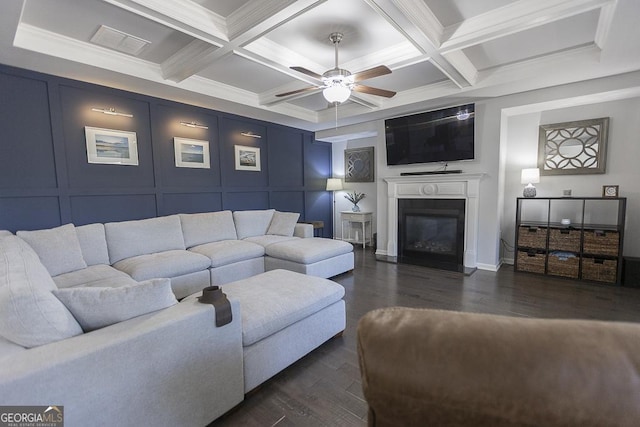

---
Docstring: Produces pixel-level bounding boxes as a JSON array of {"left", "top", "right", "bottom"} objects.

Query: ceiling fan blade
[
  {"left": 352, "top": 65, "right": 392, "bottom": 82},
  {"left": 275, "top": 86, "right": 319, "bottom": 97},
  {"left": 353, "top": 84, "right": 396, "bottom": 98},
  {"left": 290, "top": 66, "right": 323, "bottom": 80}
]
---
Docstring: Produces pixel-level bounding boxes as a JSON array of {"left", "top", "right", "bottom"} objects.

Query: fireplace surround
[{"left": 381, "top": 173, "right": 485, "bottom": 273}]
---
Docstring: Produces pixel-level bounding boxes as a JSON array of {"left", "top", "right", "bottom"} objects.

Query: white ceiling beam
[
  {"left": 364, "top": 0, "right": 473, "bottom": 88},
  {"left": 594, "top": 1, "right": 618, "bottom": 49},
  {"left": 440, "top": 0, "right": 615, "bottom": 53},
  {"left": 158, "top": 0, "right": 326, "bottom": 83},
  {"left": 161, "top": 40, "right": 225, "bottom": 82},
  {"left": 101, "top": 0, "right": 228, "bottom": 44}
]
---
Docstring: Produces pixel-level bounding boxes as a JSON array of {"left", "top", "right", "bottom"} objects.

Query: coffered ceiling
[{"left": 1, "top": 0, "right": 639, "bottom": 131}]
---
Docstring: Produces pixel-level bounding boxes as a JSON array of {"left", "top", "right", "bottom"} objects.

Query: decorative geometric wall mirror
[
  {"left": 345, "top": 147, "right": 374, "bottom": 182},
  {"left": 538, "top": 117, "right": 609, "bottom": 175}
]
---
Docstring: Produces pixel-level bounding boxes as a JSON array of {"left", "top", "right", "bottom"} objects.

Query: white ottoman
[
  {"left": 264, "top": 237, "right": 354, "bottom": 278},
  {"left": 192, "top": 269, "right": 346, "bottom": 392}
]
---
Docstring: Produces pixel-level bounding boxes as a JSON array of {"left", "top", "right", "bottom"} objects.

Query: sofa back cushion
[
  {"left": 179, "top": 211, "right": 238, "bottom": 248},
  {"left": 105, "top": 215, "right": 186, "bottom": 264},
  {"left": 267, "top": 211, "right": 300, "bottom": 236},
  {"left": 53, "top": 278, "right": 178, "bottom": 332},
  {"left": 16, "top": 224, "right": 87, "bottom": 277},
  {"left": 0, "top": 230, "right": 13, "bottom": 240},
  {"left": 76, "top": 223, "right": 110, "bottom": 266},
  {"left": 0, "top": 236, "right": 83, "bottom": 348},
  {"left": 233, "top": 209, "right": 275, "bottom": 239}
]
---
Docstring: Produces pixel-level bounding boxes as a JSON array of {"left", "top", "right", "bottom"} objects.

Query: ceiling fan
[{"left": 276, "top": 32, "right": 396, "bottom": 104}]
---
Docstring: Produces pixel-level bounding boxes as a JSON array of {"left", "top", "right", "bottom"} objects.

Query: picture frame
[
  {"left": 345, "top": 146, "right": 374, "bottom": 182},
  {"left": 85, "top": 126, "right": 138, "bottom": 166},
  {"left": 602, "top": 185, "right": 619, "bottom": 198},
  {"left": 174, "top": 137, "right": 210, "bottom": 169},
  {"left": 234, "top": 145, "right": 261, "bottom": 171},
  {"left": 538, "top": 117, "right": 609, "bottom": 176}
]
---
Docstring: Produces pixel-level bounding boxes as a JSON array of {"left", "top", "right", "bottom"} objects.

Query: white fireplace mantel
[{"left": 383, "top": 173, "right": 485, "bottom": 269}]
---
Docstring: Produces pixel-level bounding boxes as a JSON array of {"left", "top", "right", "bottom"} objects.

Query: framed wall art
[
  {"left": 174, "top": 137, "right": 210, "bottom": 169},
  {"left": 602, "top": 185, "right": 619, "bottom": 198},
  {"left": 344, "top": 146, "right": 374, "bottom": 182},
  {"left": 85, "top": 126, "right": 138, "bottom": 166},
  {"left": 235, "top": 145, "right": 261, "bottom": 171},
  {"left": 538, "top": 117, "right": 609, "bottom": 175}
]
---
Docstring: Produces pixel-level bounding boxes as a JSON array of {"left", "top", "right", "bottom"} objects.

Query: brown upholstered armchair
[{"left": 357, "top": 307, "right": 640, "bottom": 427}]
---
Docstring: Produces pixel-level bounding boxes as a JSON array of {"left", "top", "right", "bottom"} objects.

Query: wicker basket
[
  {"left": 516, "top": 249, "right": 546, "bottom": 274},
  {"left": 582, "top": 257, "right": 617, "bottom": 283},
  {"left": 547, "top": 252, "right": 579, "bottom": 278},
  {"left": 518, "top": 226, "right": 547, "bottom": 249},
  {"left": 583, "top": 230, "right": 619, "bottom": 256},
  {"left": 549, "top": 228, "right": 581, "bottom": 252}
]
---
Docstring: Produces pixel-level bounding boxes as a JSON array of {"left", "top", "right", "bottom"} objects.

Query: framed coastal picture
[
  {"left": 234, "top": 145, "right": 261, "bottom": 171},
  {"left": 174, "top": 137, "right": 210, "bottom": 169},
  {"left": 85, "top": 126, "right": 138, "bottom": 166}
]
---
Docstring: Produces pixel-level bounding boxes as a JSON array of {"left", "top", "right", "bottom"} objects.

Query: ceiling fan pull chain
[{"left": 335, "top": 102, "right": 338, "bottom": 129}]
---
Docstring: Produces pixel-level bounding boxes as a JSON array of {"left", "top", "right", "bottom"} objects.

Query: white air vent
[{"left": 90, "top": 25, "right": 150, "bottom": 56}]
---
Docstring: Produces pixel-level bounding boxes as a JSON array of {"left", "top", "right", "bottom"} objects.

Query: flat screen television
[{"left": 385, "top": 104, "right": 475, "bottom": 166}]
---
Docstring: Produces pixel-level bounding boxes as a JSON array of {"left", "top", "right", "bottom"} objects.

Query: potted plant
[{"left": 345, "top": 191, "right": 366, "bottom": 212}]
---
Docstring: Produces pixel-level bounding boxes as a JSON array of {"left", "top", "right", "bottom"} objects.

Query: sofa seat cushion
[
  {"left": 222, "top": 269, "right": 345, "bottom": 346},
  {"left": 189, "top": 240, "right": 265, "bottom": 268},
  {"left": 113, "top": 250, "right": 211, "bottom": 281},
  {"left": 53, "top": 265, "right": 138, "bottom": 289},
  {"left": 244, "top": 235, "right": 299, "bottom": 248},
  {"left": 266, "top": 238, "right": 353, "bottom": 264}
]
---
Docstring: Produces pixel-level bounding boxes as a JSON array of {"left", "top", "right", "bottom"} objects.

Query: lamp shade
[
  {"left": 326, "top": 178, "right": 343, "bottom": 191},
  {"left": 323, "top": 85, "right": 351, "bottom": 103},
  {"left": 521, "top": 168, "right": 540, "bottom": 184}
]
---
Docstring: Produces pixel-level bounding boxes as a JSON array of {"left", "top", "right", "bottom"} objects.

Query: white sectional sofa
[{"left": 0, "top": 210, "right": 352, "bottom": 426}]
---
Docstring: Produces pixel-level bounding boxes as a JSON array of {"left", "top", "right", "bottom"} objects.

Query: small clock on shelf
[{"left": 602, "top": 185, "right": 619, "bottom": 198}]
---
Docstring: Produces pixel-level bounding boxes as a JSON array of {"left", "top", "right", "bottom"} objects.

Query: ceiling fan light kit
[{"left": 277, "top": 32, "right": 395, "bottom": 104}]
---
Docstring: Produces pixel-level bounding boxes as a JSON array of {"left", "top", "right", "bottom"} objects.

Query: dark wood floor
[{"left": 211, "top": 247, "right": 640, "bottom": 426}]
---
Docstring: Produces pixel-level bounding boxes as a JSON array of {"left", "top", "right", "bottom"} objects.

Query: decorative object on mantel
[
  {"left": 345, "top": 191, "right": 365, "bottom": 212},
  {"left": 538, "top": 117, "right": 609, "bottom": 175},
  {"left": 602, "top": 185, "right": 619, "bottom": 198},
  {"left": 521, "top": 168, "right": 540, "bottom": 198},
  {"left": 84, "top": 126, "right": 138, "bottom": 166},
  {"left": 345, "top": 147, "right": 374, "bottom": 182}
]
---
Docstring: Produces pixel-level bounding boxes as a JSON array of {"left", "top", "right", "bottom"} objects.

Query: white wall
[
  {"left": 502, "top": 96, "right": 640, "bottom": 261},
  {"left": 329, "top": 135, "right": 378, "bottom": 240},
  {"left": 319, "top": 70, "right": 640, "bottom": 269}
]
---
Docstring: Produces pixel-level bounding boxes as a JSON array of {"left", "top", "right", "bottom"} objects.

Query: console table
[{"left": 341, "top": 211, "right": 373, "bottom": 249}]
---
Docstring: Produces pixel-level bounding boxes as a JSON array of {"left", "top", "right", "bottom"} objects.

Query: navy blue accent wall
[{"left": 0, "top": 65, "right": 333, "bottom": 236}]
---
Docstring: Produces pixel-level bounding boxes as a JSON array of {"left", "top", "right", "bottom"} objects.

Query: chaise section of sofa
[{"left": 105, "top": 215, "right": 211, "bottom": 299}]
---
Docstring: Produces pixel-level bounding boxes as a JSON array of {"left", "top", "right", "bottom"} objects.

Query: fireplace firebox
[{"left": 398, "top": 199, "right": 465, "bottom": 272}]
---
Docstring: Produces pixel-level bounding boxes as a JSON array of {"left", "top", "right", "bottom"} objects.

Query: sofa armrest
[
  {"left": 294, "top": 223, "right": 313, "bottom": 238},
  {"left": 0, "top": 299, "right": 244, "bottom": 426}
]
